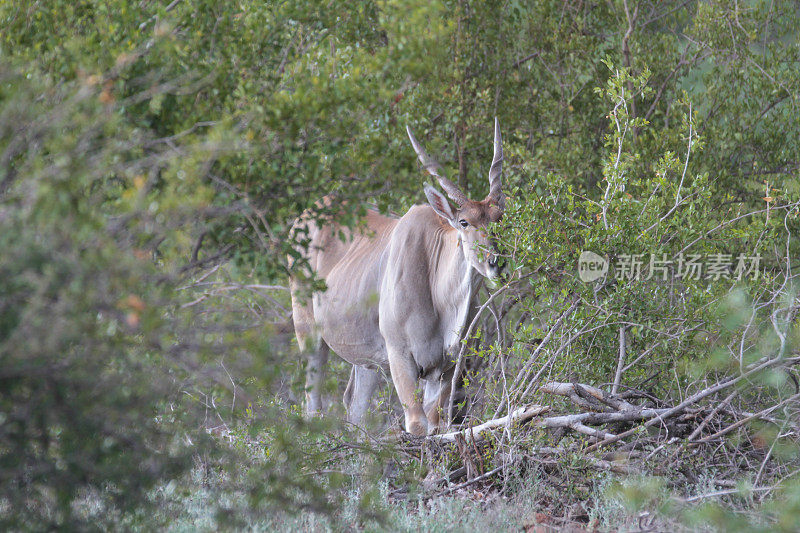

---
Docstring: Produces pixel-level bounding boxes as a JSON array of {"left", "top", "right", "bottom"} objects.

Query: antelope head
[{"left": 406, "top": 118, "right": 506, "bottom": 280}]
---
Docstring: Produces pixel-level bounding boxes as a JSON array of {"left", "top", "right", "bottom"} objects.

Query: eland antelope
[{"left": 289, "top": 119, "right": 505, "bottom": 435}]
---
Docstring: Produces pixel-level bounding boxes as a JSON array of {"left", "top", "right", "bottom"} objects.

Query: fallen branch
[
  {"left": 432, "top": 404, "right": 550, "bottom": 443},
  {"left": 541, "top": 382, "right": 637, "bottom": 411},
  {"left": 680, "top": 486, "right": 774, "bottom": 503},
  {"left": 691, "top": 392, "right": 800, "bottom": 445},
  {"left": 425, "top": 445, "right": 638, "bottom": 497},
  {"left": 687, "top": 390, "right": 738, "bottom": 441},
  {"left": 585, "top": 356, "right": 800, "bottom": 452},
  {"left": 533, "top": 408, "right": 670, "bottom": 435},
  {"left": 588, "top": 457, "right": 639, "bottom": 475},
  {"left": 432, "top": 465, "right": 505, "bottom": 497}
]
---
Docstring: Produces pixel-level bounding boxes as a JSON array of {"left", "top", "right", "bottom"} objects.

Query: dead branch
[
  {"left": 432, "top": 404, "right": 550, "bottom": 443},
  {"left": 691, "top": 393, "right": 800, "bottom": 445},
  {"left": 448, "top": 281, "right": 513, "bottom": 425},
  {"left": 541, "top": 382, "right": 638, "bottom": 411},
  {"left": 533, "top": 408, "right": 671, "bottom": 434},
  {"left": 424, "top": 445, "right": 639, "bottom": 497},
  {"left": 612, "top": 326, "right": 626, "bottom": 394},
  {"left": 435, "top": 465, "right": 504, "bottom": 496},
  {"left": 586, "top": 355, "right": 800, "bottom": 452},
  {"left": 687, "top": 390, "right": 738, "bottom": 441}
]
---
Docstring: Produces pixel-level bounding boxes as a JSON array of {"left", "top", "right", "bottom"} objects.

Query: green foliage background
[{"left": 1, "top": 0, "right": 799, "bottom": 529}]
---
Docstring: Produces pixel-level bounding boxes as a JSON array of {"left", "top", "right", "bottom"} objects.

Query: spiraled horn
[
  {"left": 406, "top": 125, "right": 467, "bottom": 206},
  {"left": 486, "top": 117, "right": 505, "bottom": 209}
]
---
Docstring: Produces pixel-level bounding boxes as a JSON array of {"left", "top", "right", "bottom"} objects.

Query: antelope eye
[{"left": 459, "top": 219, "right": 469, "bottom": 228}]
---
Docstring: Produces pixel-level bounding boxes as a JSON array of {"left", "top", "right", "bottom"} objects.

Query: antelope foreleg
[
  {"left": 387, "top": 348, "right": 428, "bottom": 436},
  {"left": 424, "top": 366, "right": 455, "bottom": 431}
]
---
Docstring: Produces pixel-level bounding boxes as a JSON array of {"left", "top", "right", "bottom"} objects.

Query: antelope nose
[{"left": 488, "top": 253, "right": 506, "bottom": 273}]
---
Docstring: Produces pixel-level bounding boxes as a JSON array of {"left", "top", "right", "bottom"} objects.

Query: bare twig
[
  {"left": 691, "top": 393, "right": 800, "bottom": 445},
  {"left": 612, "top": 326, "right": 626, "bottom": 395},
  {"left": 448, "top": 280, "right": 513, "bottom": 426},
  {"left": 587, "top": 356, "right": 800, "bottom": 452},
  {"left": 434, "top": 465, "right": 504, "bottom": 496}
]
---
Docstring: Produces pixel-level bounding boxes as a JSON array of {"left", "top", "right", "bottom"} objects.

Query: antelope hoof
[
  {"left": 426, "top": 424, "right": 441, "bottom": 436},
  {"left": 407, "top": 418, "right": 428, "bottom": 436}
]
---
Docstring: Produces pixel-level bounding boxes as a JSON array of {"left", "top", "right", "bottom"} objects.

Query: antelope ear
[{"left": 424, "top": 184, "right": 456, "bottom": 224}]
